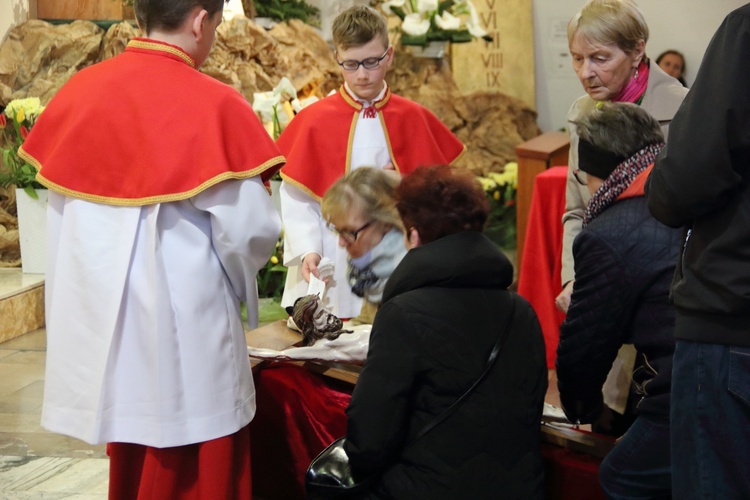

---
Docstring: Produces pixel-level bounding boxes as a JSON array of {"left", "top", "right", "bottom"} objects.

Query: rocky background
[{"left": 0, "top": 17, "right": 540, "bottom": 267}]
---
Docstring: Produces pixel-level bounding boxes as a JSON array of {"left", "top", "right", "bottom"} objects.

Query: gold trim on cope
[
  {"left": 127, "top": 39, "right": 196, "bottom": 68},
  {"left": 339, "top": 86, "right": 363, "bottom": 110},
  {"left": 21, "top": 145, "right": 284, "bottom": 206},
  {"left": 279, "top": 172, "right": 322, "bottom": 202}
]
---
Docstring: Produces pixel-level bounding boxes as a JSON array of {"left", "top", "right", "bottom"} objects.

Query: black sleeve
[
  {"left": 556, "top": 230, "right": 637, "bottom": 423},
  {"left": 647, "top": 8, "right": 750, "bottom": 227},
  {"left": 344, "top": 300, "right": 419, "bottom": 476}
]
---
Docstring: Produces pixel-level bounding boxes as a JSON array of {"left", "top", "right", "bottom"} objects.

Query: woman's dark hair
[
  {"left": 656, "top": 50, "right": 685, "bottom": 72},
  {"left": 396, "top": 165, "right": 489, "bottom": 245},
  {"left": 135, "top": 0, "right": 225, "bottom": 34},
  {"left": 656, "top": 49, "right": 687, "bottom": 85}
]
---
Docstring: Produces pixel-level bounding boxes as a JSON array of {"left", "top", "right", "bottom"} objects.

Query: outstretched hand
[
  {"left": 301, "top": 253, "right": 321, "bottom": 283},
  {"left": 555, "top": 280, "right": 575, "bottom": 313}
]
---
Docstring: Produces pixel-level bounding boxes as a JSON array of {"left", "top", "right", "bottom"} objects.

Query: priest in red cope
[
  {"left": 18, "top": 1, "right": 283, "bottom": 498},
  {"left": 278, "top": 5, "right": 466, "bottom": 319}
]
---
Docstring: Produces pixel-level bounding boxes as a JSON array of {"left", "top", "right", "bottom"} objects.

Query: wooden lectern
[{"left": 515, "top": 132, "right": 570, "bottom": 266}]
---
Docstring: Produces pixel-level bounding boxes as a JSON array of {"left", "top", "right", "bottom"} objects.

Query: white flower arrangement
[
  {"left": 378, "top": 0, "right": 490, "bottom": 46},
  {"left": 252, "top": 78, "right": 320, "bottom": 180}
]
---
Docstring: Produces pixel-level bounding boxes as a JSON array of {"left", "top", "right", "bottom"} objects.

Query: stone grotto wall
[{"left": 0, "top": 16, "right": 541, "bottom": 267}]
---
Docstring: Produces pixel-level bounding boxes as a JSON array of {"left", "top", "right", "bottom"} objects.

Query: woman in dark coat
[
  {"left": 344, "top": 165, "right": 548, "bottom": 499},
  {"left": 556, "top": 102, "right": 681, "bottom": 498}
]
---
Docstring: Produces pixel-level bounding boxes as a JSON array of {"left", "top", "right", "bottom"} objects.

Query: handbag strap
[{"left": 408, "top": 295, "right": 517, "bottom": 446}]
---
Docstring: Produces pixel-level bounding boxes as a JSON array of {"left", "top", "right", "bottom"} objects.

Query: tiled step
[{"left": 0, "top": 269, "right": 45, "bottom": 344}]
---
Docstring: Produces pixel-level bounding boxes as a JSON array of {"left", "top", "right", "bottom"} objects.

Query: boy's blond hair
[{"left": 332, "top": 5, "right": 389, "bottom": 51}]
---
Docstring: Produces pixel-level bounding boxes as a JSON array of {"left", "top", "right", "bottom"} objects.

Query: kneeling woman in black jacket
[{"left": 344, "top": 164, "right": 548, "bottom": 499}]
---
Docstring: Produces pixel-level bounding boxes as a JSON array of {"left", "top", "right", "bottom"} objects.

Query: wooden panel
[
  {"left": 37, "top": 0, "right": 133, "bottom": 20},
  {"left": 515, "top": 131, "right": 570, "bottom": 264},
  {"left": 451, "top": 0, "right": 535, "bottom": 109}
]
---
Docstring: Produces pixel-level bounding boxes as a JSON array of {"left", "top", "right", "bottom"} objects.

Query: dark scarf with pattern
[{"left": 584, "top": 142, "right": 664, "bottom": 226}]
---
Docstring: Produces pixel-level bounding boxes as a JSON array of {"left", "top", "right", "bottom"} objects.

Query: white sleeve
[
  {"left": 191, "top": 177, "right": 281, "bottom": 314},
  {"left": 280, "top": 181, "right": 324, "bottom": 266}
]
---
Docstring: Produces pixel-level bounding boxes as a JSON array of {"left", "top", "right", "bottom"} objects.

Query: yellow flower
[
  {"left": 493, "top": 190, "right": 500, "bottom": 200},
  {"left": 477, "top": 176, "right": 497, "bottom": 192},
  {"left": 270, "top": 256, "right": 279, "bottom": 265},
  {"left": 4, "top": 97, "right": 45, "bottom": 125}
]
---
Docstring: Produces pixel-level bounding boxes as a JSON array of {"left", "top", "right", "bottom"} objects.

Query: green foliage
[
  {"left": 255, "top": 0, "right": 320, "bottom": 25},
  {"left": 477, "top": 163, "right": 518, "bottom": 250},
  {"left": 0, "top": 98, "right": 46, "bottom": 199},
  {"left": 257, "top": 234, "right": 288, "bottom": 299},
  {"left": 400, "top": 29, "right": 472, "bottom": 46}
]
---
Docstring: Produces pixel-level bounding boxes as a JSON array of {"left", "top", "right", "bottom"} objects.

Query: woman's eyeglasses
[
  {"left": 336, "top": 48, "right": 390, "bottom": 72},
  {"left": 326, "top": 221, "right": 374, "bottom": 244},
  {"left": 573, "top": 168, "right": 587, "bottom": 186}
]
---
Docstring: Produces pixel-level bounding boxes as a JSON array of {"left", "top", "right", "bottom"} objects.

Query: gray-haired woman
[
  {"left": 557, "top": 0, "right": 688, "bottom": 311},
  {"left": 557, "top": 102, "right": 681, "bottom": 498}
]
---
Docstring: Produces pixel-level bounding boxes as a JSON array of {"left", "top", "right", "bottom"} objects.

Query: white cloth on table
[{"left": 247, "top": 324, "right": 372, "bottom": 364}]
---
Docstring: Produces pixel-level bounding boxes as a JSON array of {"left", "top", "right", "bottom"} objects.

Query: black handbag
[
  {"left": 305, "top": 436, "right": 376, "bottom": 499},
  {"left": 305, "top": 297, "right": 517, "bottom": 499}
]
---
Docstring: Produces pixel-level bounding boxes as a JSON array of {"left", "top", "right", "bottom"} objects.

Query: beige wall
[
  {"left": 1, "top": 0, "right": 34, "bottom": 43},
  {"left": 533, "top": 0, "right": 748, "bottom": 132}
]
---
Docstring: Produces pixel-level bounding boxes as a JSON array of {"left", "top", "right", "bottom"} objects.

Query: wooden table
[
  {"left": 246, "top": 320, "right": 361, "bottom": 384},
  {"left": 246, "top": 320, "right": 613, "bottom": 457}
]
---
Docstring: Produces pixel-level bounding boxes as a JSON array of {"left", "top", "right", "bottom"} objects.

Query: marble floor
[
  {"left": 0, "top": 328, "right": 109, "bottom": 499},
  {"left": 0, "top": 293, "right": 287, "bottom": 499}
]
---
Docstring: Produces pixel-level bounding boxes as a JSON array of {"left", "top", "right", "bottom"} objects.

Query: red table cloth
[
  {"left": 518, "top": 166, "right": 568, "bottom": 368},
  {"left": 248, "top": 361, "right": 604, "bottom": 499}
]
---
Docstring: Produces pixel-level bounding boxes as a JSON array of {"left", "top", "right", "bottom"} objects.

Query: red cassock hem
[{"left": 107, "top": 424, "right": 252, "bottom": 500}]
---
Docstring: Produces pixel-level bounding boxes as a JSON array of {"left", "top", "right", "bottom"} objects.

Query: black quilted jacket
[
  {"left": 345, "top": 231, "right": 547, "bottom": 499},
  {"left": 556, "top": 196, "right": 682, "bottom": 422}
]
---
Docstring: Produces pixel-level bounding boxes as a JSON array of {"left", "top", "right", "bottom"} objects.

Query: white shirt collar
[{"left": 344, "top": 82, "right": 388, "bottom": 106}]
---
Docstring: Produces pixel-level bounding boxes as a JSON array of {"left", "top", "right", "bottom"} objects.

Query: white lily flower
[
  {"left": 252, "top": 91, "right": 280, "bottom": 122},
  {"left": 402, "top": 13, "right": 430, "bottom": 36},
  {"left": 381, "top": 0, "right": 405, "bottom": 15},
  {"left": 222, "top": 0, "right": 245, "bottom": 21},
  {"left": 291, "top": 98, "right": 302, "bottom": 113},
  {"left": 434, "top": 11, "right": 462, "bottom": 30},
  {"left": 291, "top": 96, "right": 320, "bottom": 113},
  {"left": 417, "top": 0, "right": 438, "bottom": 15},
  {"left": 465, "top": 0, "right": 488, "bottom": 37},
  {"left": 466, "top": 20, "right": 488, "bottom": 38},
  {"left": 273, "top": 77, "right": 297, "bottom": 102}
]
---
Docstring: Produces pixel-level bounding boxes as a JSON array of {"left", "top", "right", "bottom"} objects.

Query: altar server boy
[
  {"left": 19, "top": 0, "right": 284, "bottom": 497},
  {"left": 278, "top": 4, "right": 465, "bottom": 318}
]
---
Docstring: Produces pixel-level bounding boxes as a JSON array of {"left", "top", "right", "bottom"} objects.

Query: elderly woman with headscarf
[{"left": 556, "top": 102, "right": 682, "bottom": 498}]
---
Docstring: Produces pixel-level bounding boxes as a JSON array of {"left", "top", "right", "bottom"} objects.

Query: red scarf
[{"left": 612, "top": 60, "right": 649, "bottom": 104}]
